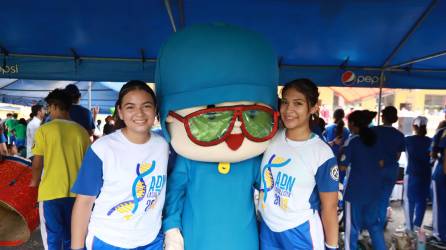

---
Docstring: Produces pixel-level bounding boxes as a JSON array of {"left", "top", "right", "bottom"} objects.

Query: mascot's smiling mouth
[{"left": 225, "top": 133, "right": 244, "bottom": 151}]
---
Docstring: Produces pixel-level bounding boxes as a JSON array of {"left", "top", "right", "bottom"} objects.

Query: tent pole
[
  {"left": 382, "top": 0, "right": 437, "bottom": 67},
  {"left": 386, "top": 50, "right": 446, "bottom": 70},
  {"left": 0, "top": 79, "right": 20, "bottom": 89},
  {"left": 377, "top": 71, "right": 385, "bottom": 126},
  {"left": 10, "top": 53, "right": 157, "bottom": 62},
  {"left": 88, "top": 81, "right": 92, "bottom": 110},
  {"left": 164, "top": 0, "right": 177, "bottom": 32}
]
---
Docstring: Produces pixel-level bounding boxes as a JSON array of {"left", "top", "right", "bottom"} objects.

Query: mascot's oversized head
[{"left": 156, "top": 23, "right": 278, "bottom": 163}]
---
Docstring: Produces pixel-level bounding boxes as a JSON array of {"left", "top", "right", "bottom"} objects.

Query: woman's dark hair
[
  {"left": 317, "top": 117, "right": 326, "bottom": 134},
  {"left": 282, "top": 78, "right": 319, "bottom": 107},
  {"left": 281, "top": 78, "right": 319, "bottom": 128},
  {"left": 19, "top": 118, "right": 27, "bottom": 126},
  {"left": 333, "top": 108, "right": 345, "bottom": 139},
  {"left": 437, "top": 120, "right": 446, "bottom": 131},
  {"left": 414, "top": 124, "right": 427, "bottom": 136},
  {"left": 348, "top": 110, "right": 377, "bottom": 146},
  {"left": 113, "top": 80, "right": 157, "bottom": 129},
  {"left": 45, "top": 89, "right": 72, "bottom": 112}
]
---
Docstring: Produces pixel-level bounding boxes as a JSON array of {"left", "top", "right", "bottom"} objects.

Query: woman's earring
[{"left": 311, "top": 114, "right": 316, "bottom": 121}]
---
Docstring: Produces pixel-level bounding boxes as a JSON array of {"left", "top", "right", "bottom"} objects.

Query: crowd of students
[
  {"left": 0, "top": 109, "right": 44, "bottom": 158},
  {"left": 1, "top": 78, "right": 445, "bottom": 250},
  {"left": 319, "top": 94, "right": 446, "bottom": 250},
  {"left": 0, "top": 84, "right": 118, "bottom": 159}
]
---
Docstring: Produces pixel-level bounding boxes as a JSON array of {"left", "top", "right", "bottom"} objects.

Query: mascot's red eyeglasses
[{"left": 169, "top": 104, "right": 279, "bottom": 146}]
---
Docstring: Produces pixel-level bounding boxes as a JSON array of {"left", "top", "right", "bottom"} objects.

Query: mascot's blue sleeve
[
  {"left": 163, "top": 155, "right": 188, "bottom": 232},
  {"left": 253, "top": 155, "right": 262, "bottom": 190}
]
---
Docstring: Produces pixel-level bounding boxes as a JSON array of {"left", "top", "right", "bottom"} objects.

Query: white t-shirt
[
  {"left": 26, "top": 116, "right": 42, "bottom": 158},
  {"left": 72, "top": 130, "right": 169, "bottom": 248},
  {"left": 259, "top": 130, "right": 338, "bottom": 232}
]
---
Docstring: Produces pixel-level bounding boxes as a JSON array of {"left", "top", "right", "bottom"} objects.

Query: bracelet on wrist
[{"left": 325, "top": 242, "right": 338, "bottom": 250}]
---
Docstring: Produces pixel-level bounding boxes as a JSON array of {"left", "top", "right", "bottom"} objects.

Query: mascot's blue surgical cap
[{"left": 156, "top": 23, "right": 278, "bottom": 141}]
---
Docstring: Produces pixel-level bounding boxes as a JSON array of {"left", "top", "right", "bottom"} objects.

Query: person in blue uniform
[
  {"left": 372, "top": 106, "right": 405, "bottom": 227},
  {"left": 157, "top": 24, "right": 279, "bottom": 250},
  {"left": 430, "top": 124, "right": 446, "bottom": 247},
  {"left": 325, "top": 108, "right": 349, "bottom": 184},
  {"left": 341, "top": 110, "right": 386, "bottom": 250},
  {"left": 403, "top": 116, "right": 432, "bottom": 233}
]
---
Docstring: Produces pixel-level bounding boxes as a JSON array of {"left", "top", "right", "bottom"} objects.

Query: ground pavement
[{"left": 2, "top": 201, "right": 442, "bottom": 249}]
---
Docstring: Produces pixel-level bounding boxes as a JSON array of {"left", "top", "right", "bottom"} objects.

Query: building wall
[{"left": 319, "top": 87, "right": 334, "bottom": 110}]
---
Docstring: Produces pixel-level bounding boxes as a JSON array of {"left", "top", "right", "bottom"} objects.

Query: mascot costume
[{"left": 156, "top": 23, "right": 279, "bottom": 250}]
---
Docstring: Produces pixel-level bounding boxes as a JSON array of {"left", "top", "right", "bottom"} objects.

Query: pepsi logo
[
  {"left": 341, "top": 71, "right": 356, "bottom": 85},
  {"left": 341, "top": 71, "right": 381, "bottom": 86}
]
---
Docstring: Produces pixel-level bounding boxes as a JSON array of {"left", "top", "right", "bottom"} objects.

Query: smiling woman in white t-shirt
[
  {"left": 259, "top": 79, "right": 339, "bottom": 250},
  {"left": 71, "top": 80, "right": 169, "bottom": 250}
]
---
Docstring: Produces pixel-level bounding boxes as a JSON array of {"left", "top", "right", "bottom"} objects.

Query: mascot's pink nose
[{"left": 225, "top": 133, "right": 244, "bottom": 151}]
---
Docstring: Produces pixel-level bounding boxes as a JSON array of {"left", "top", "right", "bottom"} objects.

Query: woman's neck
[
  {"left": 122, "top": 128, "right": 151, "bottom": 144},
  {"left": 286, "top": 126, "right": 312, "bottom": 141}
]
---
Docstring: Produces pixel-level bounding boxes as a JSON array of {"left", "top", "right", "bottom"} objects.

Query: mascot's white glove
[{"left": 164, "top": 228, "right": 184, "bottom": 250}]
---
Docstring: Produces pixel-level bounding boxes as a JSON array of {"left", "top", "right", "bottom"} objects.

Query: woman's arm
[
  {"left": 319, "top": 191, "right": 339, "bottom": 248},
  {"left": 71, "top": 195, "right": 96, "bottom": 249}
]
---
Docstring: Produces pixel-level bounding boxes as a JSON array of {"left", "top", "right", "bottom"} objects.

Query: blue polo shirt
[
  {"left": 341, "top": 135, "right": 383, "bottom": 204},
  {"left": 372, "top": 126, "right": 405, "bottom": 183},
  {"left": 405, "top": 135, "right": 432, "bottom": 180},
  {"left": 433, "top": 128, "right": 446, "bottom": 181},
  {"left": 69, "top": 104, "right": 95, "bottom": 132}
]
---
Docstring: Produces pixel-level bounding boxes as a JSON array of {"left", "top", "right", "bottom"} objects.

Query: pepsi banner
[
  {"left": 341, "top": 71, "right": 382, "bottom": 87},
  {"left": 0, "top": 56, "right": 155, "bottom": 82},
  {"left": 0, "top": 64, "right": 19, "bottom": 75}
]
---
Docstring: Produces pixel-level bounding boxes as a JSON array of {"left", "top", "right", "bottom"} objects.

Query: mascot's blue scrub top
[{"left": 163, "top": 155, "right": 261, "bottom": 250}]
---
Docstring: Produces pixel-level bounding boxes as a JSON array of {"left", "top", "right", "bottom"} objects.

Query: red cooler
[{"left": 0, "top": 156, "right": 39, "bottom": 246}]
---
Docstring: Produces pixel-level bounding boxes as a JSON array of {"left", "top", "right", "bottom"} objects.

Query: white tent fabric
[{"left": 0, "top": 79, "right": 124, "bottom": 113}]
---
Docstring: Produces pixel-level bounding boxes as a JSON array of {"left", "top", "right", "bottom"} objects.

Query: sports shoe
[{"left": 428, "top": 237, "right": 446, "bottom": 249}]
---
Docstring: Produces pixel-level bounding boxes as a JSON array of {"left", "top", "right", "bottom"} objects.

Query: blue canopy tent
[
  {"left": 0, "top": 0, "right": 445, "bottom": 91},
  {"left": 0, "top": 79, "right": 123, "bottom": 113}
]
